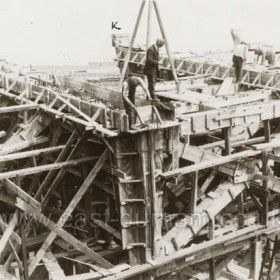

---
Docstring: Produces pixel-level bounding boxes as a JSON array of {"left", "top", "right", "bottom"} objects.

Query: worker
[
  {"left": 232, "top": 41, "right": 248, "bottom": 92},
  {"left": 122, "top": 76, "right": 151, "bottom": 130},
  {"left": 230, "top": 28, "right": 241, "bottom": 47},
  {"left": 143, "top": 38, "right": 165, "bottom": 99},
  {"left": 255, "top": 44, "right": 276, "bottom": 66}
]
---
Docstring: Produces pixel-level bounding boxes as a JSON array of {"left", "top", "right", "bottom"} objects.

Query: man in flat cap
[
  {"left": 143, "top": 38, "right": 165, "bottom": 100},
  {"left": 122, "top": 76, "right": 151, "bottom": 130}
]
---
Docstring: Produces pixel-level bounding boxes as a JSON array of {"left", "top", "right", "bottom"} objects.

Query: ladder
[
  {"left": 114, "top": 134, "right": 149, "bottom": 265},
  {"left": 259, "top": 235, "right": 279, "bottom": 280}
]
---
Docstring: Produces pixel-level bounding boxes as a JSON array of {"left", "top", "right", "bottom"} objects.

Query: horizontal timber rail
[
  {"left": 105, "top": 222, "right": 280, "bottom": 280},
  {"left": 0, "top": 156, "right": 98, "bottom": 180},
  {"left": 0, "top": 72, "right": 119, "bottom": 136},
  {"left": 115, "top": 47, "right": 280, "bottom": 90}
]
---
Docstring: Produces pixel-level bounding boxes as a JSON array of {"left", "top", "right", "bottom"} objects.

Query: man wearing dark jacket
[{"left": 143, "top": 38, "right": 165, "bottom": 99}]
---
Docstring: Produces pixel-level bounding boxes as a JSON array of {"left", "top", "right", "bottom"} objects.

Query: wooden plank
[
  {"left": 41, "top": 140, "right": 82, "bottom": 206},
  {"left": 104, "top": 225, "right": 266, "bottom": 280},
  {"left": 0, "top": 213, "right": 18, "bottom": 259},
  {"left": 252, "top": 139, "right": 280, "bottom": 150},
  {"left": 164, "top": 181, "right": 246, "bottom": 251},
  {"left": 249, "top": 238, "right": 262, "bottom": 279},
  {"left": 91, "top": 218, "right": 121, "bottom": 240},
  {"left": 264, "top": 119, "right": 271, "bottom": 143},
  {"left": 0, "top": 215, "right": 21, "bottom": 245},
  {"left": 0, "top": 156, "right": 96, "bottom": 180},
  {"left": 42, "top": 251, "right": 66, "bottom": 280},
  {"left": 161, "top": 150, "right": 261, "bottom": 179},
  {"left": 20, "top": 212, "right": 29, "bottom": 280},
  {"left": 15, "top": 198, "right": 113, "bottom": 275},
  {"left": 222, "top": 127, "right": 231, "bottom": 155},
  {"left": 189, "top": 171, "right": 198, "bottom": 214},
  {"left": 200, "top": 170, "right": 216, "bottom": 193},
  {"left": 156, "top": 91, "right": 213, "bottom": 105},
  {"left": 215, "top": 250, "right": 242, "bottom": 278},
  {"left": 28, "top": 149, "right": 111, "bottom": 275},
  {"left": 102, "top": 164, "right": 126, "bottom": 179},
  {"left": 268, "top": 153, "right": 280, "bottom": 162},
  {"left": 216, "top": 77, "right": 234, "bottom": 96},
  {"left": 262, "top": 150, "right": 269, "bottom": 225},
  {"left": 0, "top": 88, "right": 117, "bottom": 137},
  {"left": 0, "top": 104, "right": 38, "bottom": 114},
  {"left": 34, "top": 132, "right": 76, "bottom": 199},
  {"left": 0, "top": 145, "right": 64, "bottom": 163},
  {"left": 0, "top": 137, "right": 49, "bottom": 156},
  {"left": 4, "top": 179, "right": 41, "bottom": 211}
]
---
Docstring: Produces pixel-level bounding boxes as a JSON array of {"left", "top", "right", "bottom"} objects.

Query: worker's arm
[
  {"left": 137, "top": 77, "right": 152, "bottom": 100},
  {"left": 122, "top": 82, "right": 136, "bottom": 110},
  {"left": 146, "top": 48, "right": 159, "bottom": 66}
]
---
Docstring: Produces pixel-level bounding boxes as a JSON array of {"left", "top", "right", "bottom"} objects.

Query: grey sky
[{"left": 0, "top": 0, "right": 279, "bottom": 65}]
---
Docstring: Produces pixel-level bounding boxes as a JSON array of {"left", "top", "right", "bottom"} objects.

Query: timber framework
[{"left": 1, "top": 1, "right": 280, "bottom": 280}]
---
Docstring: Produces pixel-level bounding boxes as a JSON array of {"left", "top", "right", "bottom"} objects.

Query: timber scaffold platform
[{"left": 1, "top": 41, "right": 280, "bottom": 280}]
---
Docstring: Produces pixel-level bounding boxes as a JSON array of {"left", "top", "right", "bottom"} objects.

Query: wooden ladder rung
[
  {"left": 119, "top": 178, "right": 142, "bottom": 184},
  {"left": 120, "top": 199, "right": 145, "bottom": 205},
  {"left": 116, "top": 152, "right": 138, "bottom": 158},
  {"left": 126, "top": 243, "right": 146, "bottom": 249},
  {"left": 122, "top": 221, "right": 147, "bottom": 228}
]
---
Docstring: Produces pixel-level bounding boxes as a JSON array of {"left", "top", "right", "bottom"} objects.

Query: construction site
[{"left": 1, "top": 0, "right": 280, "bottom": 279}]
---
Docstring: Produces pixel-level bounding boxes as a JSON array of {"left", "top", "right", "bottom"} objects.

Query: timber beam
[
  {"left": 115, "top": 47, "right": 280, "bottom": 91},
  {"left": 104, "top": 222, "right": 280, "bottom": 280},
  {"left": 0, "top": 156, "right": 98, "bottom": 181}
]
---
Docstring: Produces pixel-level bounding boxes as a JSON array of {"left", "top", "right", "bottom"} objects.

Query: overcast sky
[{"left": 0, "top": 0, "right": 279, "bottom": 65}]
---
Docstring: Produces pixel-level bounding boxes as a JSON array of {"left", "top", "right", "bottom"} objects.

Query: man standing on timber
[
  {"left": 232, "top": 41, "right": 248, "bottom": 92},
  {"left": 255, "top": 44, "right": 276, "bottom": 66},
  {"left": 143, "top": 38, "right": 165, "bottom": 99},
  {"left": 122, "top": 76, "right": 151, "bottom": 130}
]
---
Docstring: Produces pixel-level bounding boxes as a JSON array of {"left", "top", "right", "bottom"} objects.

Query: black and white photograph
[{"left": 0, "top": 0, "right": 280, "bottom": 279}]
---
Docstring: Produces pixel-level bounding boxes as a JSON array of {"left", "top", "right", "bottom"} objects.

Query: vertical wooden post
[
  {"left": 261, "top": 150, "right": 269, "bottom": 226},
  {"left": 190, "top": 171, "right": 198, "bottom": 214},
  {"left": 119, "top": 1, "right": 146, "bottom": 89},
  {"left": 209, "top": 217, "right": 215, "bottom": 240},
  {"left": 238, "top": 192, "right": 244, "bottom": 228},
  {"left": 20, "top": 212, "right": 29, "bottom": 280},
  {"left": 146, "top": 0, "right": 153, "bottom": 49},
  {"left": 261, "top": 119, "right": 270, "bottom": 226},
  {"left": 263, "top": 120, "right": 271, "bottom": 143},
  {"left": 153, "top": 0, "right": 180, "bottom": 92},
  {"left": 209, "top": 259, "right": 216, "bottom": 280},
  {"left": 222, "top": 127, "right": 231, "bottom": 156},
  {"left": 249, "top": 237, "right": 262, "bottom": 279},
  {"left": 149, "top": 130, "right": 157, "bottom": 258},
  {"left": 208, "top": 213, "right": 216, "bottom": 279}
]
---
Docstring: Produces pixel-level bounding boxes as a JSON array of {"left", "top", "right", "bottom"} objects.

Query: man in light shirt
[
  {"left": 255, "top": 44, "right": 275, "bottom": 66},
  {"left": 232, "top": 41, "right": 248, "bottom": 91},
  {"left": 122, "top": 76, "right": 151, "bottom": 130}
]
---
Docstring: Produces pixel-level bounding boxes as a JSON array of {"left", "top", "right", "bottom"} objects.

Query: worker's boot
[
  {"left": 234, "top": 82, "right": 239, "bottom": 93},
  {"left": 237, "top": 82, "right": 241, "bottom": 92},
  {"left": 128, "top": 113, "right": 138, "bottom": 130}
]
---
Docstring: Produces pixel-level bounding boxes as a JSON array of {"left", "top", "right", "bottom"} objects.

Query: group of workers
[
  {"left": 231, "top": 29, "right": 276, "bottom": 91},
  {"left": 122, "top": 32, "right": 277, "bottom": 129},
  {"left": 122, "top": 38, "right": 165, "bottom": 130}
]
